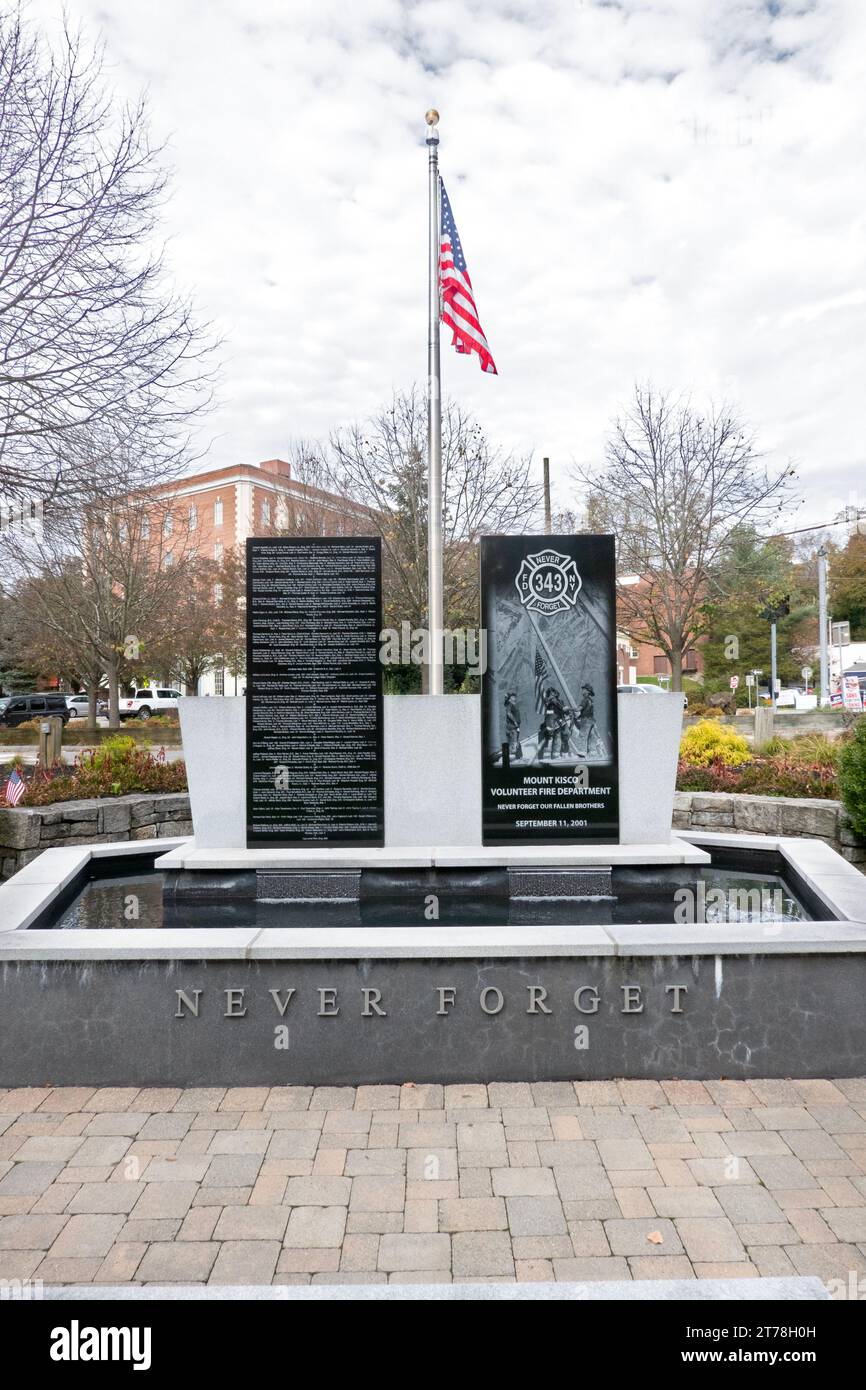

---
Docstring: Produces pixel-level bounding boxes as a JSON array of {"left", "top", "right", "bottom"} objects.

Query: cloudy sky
[{"left": 31, "top": 0, "right": 866, "bottom": 527}]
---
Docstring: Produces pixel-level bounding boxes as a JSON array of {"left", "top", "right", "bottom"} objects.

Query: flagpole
[{"left": 425, "top": 108, "right": 444, "bottom": 696}]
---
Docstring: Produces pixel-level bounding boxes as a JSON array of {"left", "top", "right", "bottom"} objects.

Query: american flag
[
  {"left": 3, "top": 768, "right": 26, "bottom": 806},
  {"left": 439, "top": 180, "right": 497, "bottom": 375},
  {"left": 534, "top": 648, "right": 548, "bottom": 712}
]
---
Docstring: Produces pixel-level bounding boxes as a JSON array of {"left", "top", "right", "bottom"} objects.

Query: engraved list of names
[{"left": 246, "top": 537, "right": 384, "bottom": 846}]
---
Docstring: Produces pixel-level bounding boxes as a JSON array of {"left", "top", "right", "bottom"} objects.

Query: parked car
[
  {"left": 617, "top": 683, "right": 688, "bottom": 710},
  {"left": 120, "top": 688, "right": 183, "bottom": 721},
  {"left": 0, "top": 693, "right": 72, "bottom": 727}
]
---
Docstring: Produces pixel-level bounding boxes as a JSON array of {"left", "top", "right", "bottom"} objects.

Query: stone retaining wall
[
  {"left": 673, "top": 791, "right": 865, "bottom": 866},
  {"left": 0, "top": 794, "right": 192, "bottom": 879}
]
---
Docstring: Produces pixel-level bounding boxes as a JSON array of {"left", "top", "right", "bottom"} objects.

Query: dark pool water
[{"left": 44, "top": 866, "right": 810, "bottom": 930}]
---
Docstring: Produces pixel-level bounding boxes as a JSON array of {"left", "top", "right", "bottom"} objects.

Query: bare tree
[
  {"left": 578, "top": 386, "right": 796, "bottom": 690},
  {"left": 0, "top": 8, "right": 213, "bottom": 504},
  {"left": 325, "top": 387, "right": 542, "bottom": 632}
]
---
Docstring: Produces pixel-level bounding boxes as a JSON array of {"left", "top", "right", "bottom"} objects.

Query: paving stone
[
  {"left": 192, "top": 1186, "right": 252, "bottom": 1207},
  {"left": 0, "top": 1213, "right": 66, "bottom": 1249},
  {"left": 284, "top": 1206, "right": 347, "bottom": 1249},
  {"left": 737, "top": 1222, "right": 800, "bottom": 1246},
  {"left": 0, "top": 1250, "right": 42, "bottom": 1279},
  {"left": 714, "top": 1185, "right": 786, "bottom": 1223},
  {"left": 459, "top": 1169, "right": 493, "bottom": 1198},
  {"left": 491, "top": 1168, "right": 557, "bottom": 1197},
  {"left": 172, "top": 1089, "right": 226, "bottom": 1113},
  {"left": 340, "top": 1233, "right": 379, "bottom": 1271},
  {"left": 201, "top": 1155, "right": 262, "bottom": 1187},
  {"left": 346, "top": 1212, "right": 403, "bottom": 1234},
  {"left": 398, "top": 1085, "right": 443, "bottom": 1111},
  {"left": 723, "top": 1132, "right": 792, "bottom": 1157},
  {"left": 66, "top": 1182, "right": 145, "bottom": 1215},
  {"left": 452, "top": 1231, "right": 513, "bottom": 1277},
  {"left": 573, "top": 1082, "right": 620, "bottom": 1106},
  {"left": 656, "top": 1158, "right": 698, "bottom": 1186},
  {"left": 209, "top": 1130, "right": 271, "bottom": 1156},
  {"left": 781, "top": 1130, "right": 849, "bottom": 1163},
  {"left": 506, "top": 1196, "right": 567, "bottom": 1237},
  {"left": 85, "top": 1112, "right": 149, "bottom": 1137},
  {"left": 0, "top": 1162, "right": 64, "bottom": 1196},
  {"left": 648, "top": 1187, "right": 723, "bottom": 1218},
  {"left": 487, "top": 1084, "right": 533, "bottom": 1107},
  {"left": 631, "top": 1255, "right": 696, "bottom": 1279},
  {"left": 93, "top": 1242, "right": 147, "bottom": 1283},
  {"left": 49, "top": 1213, "right": 125, "bottom": 1258},
  {"left": 144, "top": 1157, "right": 211, "bottom": 1183},
  {"left": 809, "top": 1105, "right": 866, "bottom": 1133},
  {"left": 552, "top": 1256, "right": 630, "bottom": 1280},
  {"left": 604, "top": 1218, "right": 683, "bottom": 1257},
  {"left": 553, "top": 1167, "right": 615, "bottom": 1202},
  {"left": 213, "top": 1206, "right": 289, "bottom": 1241},
  {"left": 277, "top": 1248, "right": 340, "bottom": 1273},
  {"left": 284, "top": 1176, "right": 351, "bottom": 1206},
  {"left": 675, "top": 1217, "right": 747, "bottom": 1263},
  {"left": 347, "top": 1149, "right": 407, "bottom": 1177},
  {"left": 354, "top": 1086, "right": 399, "bottom": 1111},
  {"left": 37, "top": 1088, "right": 97, "bottom": 1114},
  {"left": 118, "top": 1218, "right": 182, "bottom": 1243},
  {"left": 550, "top": 1115, "right": 582, "bottom": 1142},
  {"left": 378, "top": 1233, "right": 450, "bottom": 1271},
  {"left": 512, "top": 1235, "right": 573, "bottom": 1259},
  {"left": 822, "top": 1207, "right": 866, "bottom": 1242},
  {"left": 220, "top": 1088, "right": 270, "bottom": 1112},
  {"left": 616, "top": 1081, "right": 666, "bottom": 1107},
  {"left": 692, "top": 1262, "right": 758, "bottom": 1279},
  {"left": 404, "top": 1199, "right": 437, "bottom": 1232},
  {"left": 444, "top": 1085, "right": 489, "bottom": 1109},
  {"left": 507, "top": 1142, "right": 540, "bottom": 1167},
  {"left": 84, "top": 1089, "right": 141, "bottom": 1113},
  {"left": 137, "top": 1242, "right": 218, "bottom": 1282},
  {"left": 267, "top": 1131, "right": 319, "bottom": 1159},
  {"left": 614, "top": 1188, "right": 655, "bottom": 1218},
  {"left": 530, "top": 1083, "right": 580, "bottom": 1108},
  {"left": 536, "top": 1141, "right": 598, "bottom": 1168},
  {"left": 348, "top": 1175, "right": 404, "bottom": 1212},
  {"left": 703, "top": 1081, "right": 760, "bottom": 1108},
  {"left": 516, "top": 1258, "right": 555, "bottom": 1281},
  {"left": 264, "top": 1087, "right": 313, "bottom": 1111},
  {"left": 440, "top": 1198, "right": 507, "bottom": 1232},
  {"left": 596, "top": 1138, "right": 654, "bottom": 1170},
  {"left": 787, "top": 1242, "right": 866, "bottom": 1280},
  {"left": 686, "top": 1157, "right": 757, "bottom": 1186},
  {"left": 758, "top": 1107, "right": 819, "bottom": 1131},
  {"left": 13, "top": 1137, "right": 84, "bottom": 1163},
  {"left": 749, "top": 1154, "right": 820, "bottom": 1190},
  {"left": 792, "top": 1080, "right": 847, "bottom": 1105},
  {"left": 748, "top": 1081, "right": 804, "bottom": 1106},
  {"left": 178, "top": 1207, "right": 221, "bottom": 1242},
  {"left": 749, "top": 1246, "right": 797, "bottom": 1277},
  {"left": 209, "top": 1240, "right": 281, "bottom": 1283},
  {"left": 568, "top": 1219, "right": 609, "bottom": 1256},
  {"left": 250, "top": 1174, "right": 288, "bottom": 1205},
  {"left": 36, "top": 1256, "right": 101, "bottom": 1283},
  {"left": 634, "top": 1112, "right": 690, "bottom": 1144}
]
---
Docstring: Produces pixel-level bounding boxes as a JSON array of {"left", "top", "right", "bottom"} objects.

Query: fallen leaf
[{"left": 646, "top": 1230, "right": 664, "bottom": 1245}]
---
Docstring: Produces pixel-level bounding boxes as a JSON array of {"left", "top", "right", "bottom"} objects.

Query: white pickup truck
[{"left": 120, "top": 688, "right": 183, "bottom": 720}]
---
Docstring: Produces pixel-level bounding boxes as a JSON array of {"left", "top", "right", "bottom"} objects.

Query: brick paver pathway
[{"left": 2, "top": 1079, "right": 866, "bottom": 1291}]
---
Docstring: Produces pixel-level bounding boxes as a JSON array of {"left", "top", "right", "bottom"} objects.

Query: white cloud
[{"left": 29, "top": 0, "right": 866, "bottom": 527}]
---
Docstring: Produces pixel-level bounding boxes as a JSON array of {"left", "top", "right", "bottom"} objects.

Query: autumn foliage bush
[{"left": 8, "top": 738, "right": 187, "bottom": 806}]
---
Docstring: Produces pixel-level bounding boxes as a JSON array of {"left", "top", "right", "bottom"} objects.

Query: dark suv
[{"left": 0, "top": 693, "right": 72, "bottom": 727}]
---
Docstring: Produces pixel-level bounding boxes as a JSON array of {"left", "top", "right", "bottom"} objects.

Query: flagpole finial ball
[{"left": 425, "top": 109, "right": 440, "bottom": 126}]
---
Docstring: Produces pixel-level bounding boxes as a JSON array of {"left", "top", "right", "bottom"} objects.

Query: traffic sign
[{"left": 729, "top": 676, "right": 739, "bottom": 690}]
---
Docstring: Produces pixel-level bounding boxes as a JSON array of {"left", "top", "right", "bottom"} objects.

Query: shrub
[
  {"left": 838, "top": 717, "right": 866, "bottom": 838},
  {"left": 677, "top": 754, "right": 838, "bottom": 799},
  {"left": 16, "top": 743, "right": 187, "bottom": 806},
  {"left": 679, "top": 719, "right": 751, "bottom": 767}
]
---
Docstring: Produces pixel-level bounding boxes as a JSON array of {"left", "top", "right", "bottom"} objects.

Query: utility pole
[
  {"left": 818, "top": 546, "right": 830, "bottom": 706},
  {"left": 770, "top": 622, "right": 777, "bottom": 711},
  {"left": 543, "top": 457, "right": 552, "bottom": 532}
]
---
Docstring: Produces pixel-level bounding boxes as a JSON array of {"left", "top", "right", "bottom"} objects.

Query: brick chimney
[{"left": 259, "top": 459, "right": 291, "bottom": 479}]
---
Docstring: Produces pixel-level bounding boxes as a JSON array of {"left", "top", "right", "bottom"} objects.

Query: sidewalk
[{"left": 1, "top": 1079, "right": 865, "bottom": 1291}]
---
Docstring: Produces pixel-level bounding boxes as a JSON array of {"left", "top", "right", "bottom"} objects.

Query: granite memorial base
[{"left": 2, "top": 947, "right": 865, "bottom": 1086}]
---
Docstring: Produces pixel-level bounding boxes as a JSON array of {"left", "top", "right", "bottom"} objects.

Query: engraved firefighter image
[{"left": 504, "top": 691, "right": 523, "bottom": 760}]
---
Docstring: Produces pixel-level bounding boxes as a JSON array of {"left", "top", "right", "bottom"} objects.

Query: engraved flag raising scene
[{"left": 1, "top": 0, "right": 865, "bottom": 1350}]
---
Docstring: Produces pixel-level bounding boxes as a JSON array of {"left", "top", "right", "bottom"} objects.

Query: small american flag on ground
[
  {"left": 439, "top": 180, "right": 497, "bottom": 374},
  {"left": 3, "top": 768, "right": 26, "bottom": 806},
  {"left": 534, "top": 648, "right": 548, "bottom": 712}
]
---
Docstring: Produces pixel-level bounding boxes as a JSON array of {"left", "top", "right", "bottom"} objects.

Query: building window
[
  {"left": 164, "top": 550, "right": 173, "bottom": 567},
  {"left": 214, "top": 541, "right": 223, "bottom": 562},
  {"left": 261, "top": 499, "right": 271, "bottom": 527},
  {"left": 683, "top": 649, "right": 699, "bottom": 672},
  {"left": 118, "top": 523, "right": 128, "bottom": 542},
  {"left": 164, "top": 513, "right": 173, "bottom": 537},
  {"left": 629, "top": 645, "right": 639, "bottom": 660},
  {"left": 214, "top": 669, "right": 225, "bottom": 696},
  {"left": 214, "top": 498, "right": 223, "bottom": 526},
  {"left": 189, "top": 503, "right": 198, "bottom": 528},
  {"left": 653, "top": 655, "right": 669, "bottom": 675},
  {"left": 141, "top": 514, "right": 150, "bottom": 540},
  {"left": 213, "top": 582, "right": 223, "bottom": 604}
]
